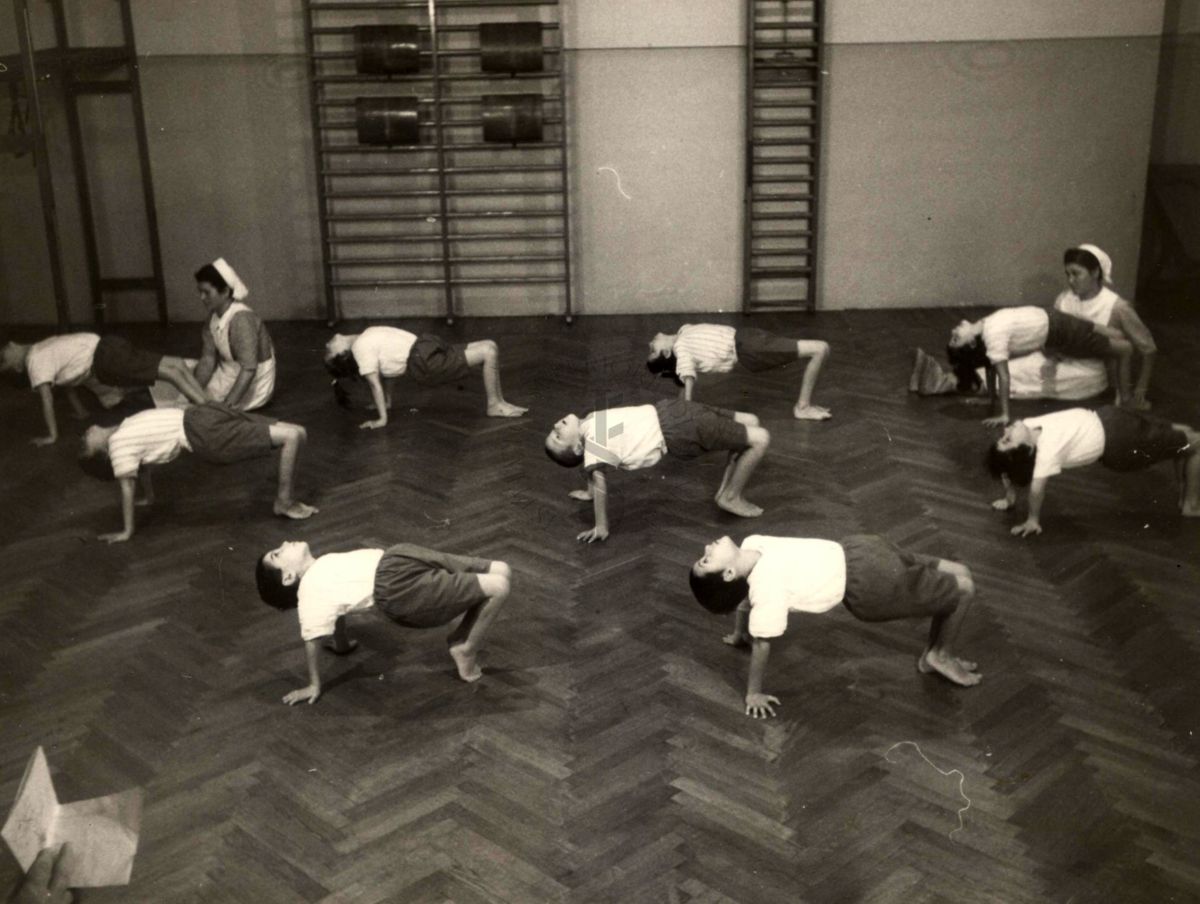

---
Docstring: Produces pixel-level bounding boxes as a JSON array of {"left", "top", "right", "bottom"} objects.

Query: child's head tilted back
[
  {"left": 545, "top": 414, "right": 584, "bottom": 468},
  {"left": 945, "top": 335, "right": 987, "bottom": 393},
  {"left": 255, "top": 541, "right": 311, "bottom": 610},
  {"left": 688, "top": 536, "right": 751, "bottom": 614},
  {"left": 987, "top": 421, "right": 1037, "bottom": 487},
  {"left": 323, "top": 335, "right": 360, "bottom": 379}
]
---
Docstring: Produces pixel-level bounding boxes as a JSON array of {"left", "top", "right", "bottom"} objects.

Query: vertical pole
[
  {"left": 556, "top": 17, "right": 573, "bottom": 322},
  {"left": 428, "top": 0, "right": 455, "bottom": 324},
  {"left": 301, "top": 0, "right": 338, "bottom": 325},
  {"left": 119, "top": 0, "right": 169, "bottom": 324},
  {"left": 808, "top": 0, "right": 823, "bottom": 311},
  {"left": 742, "top": 0, "right": 755, "bottom": 313},
  {"left": 16, "top": 0, "right": 71, "bottom": 327}
]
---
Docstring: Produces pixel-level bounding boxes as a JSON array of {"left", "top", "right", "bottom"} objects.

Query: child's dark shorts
[
  {"left": 1044, "top": 310, "right": 1111, "bottom": 360},
  {"left": 406, "top": 335, "right": 473, "bottom": 386},
  {"left": 735, "top": 328, "right": 798, "bottom": 372},
  {"left": 653, "top": 398, "right": 748, "bottom": 461},
  {"left": 91, "top": 335, "right": 163, "bottom": 388},
  {"left": 840, "top": 535, "right": 961, "bottom": 623},
  {"left": 1097, "top": 406, "right": 1189, "bottom": 472},
  {"left": 372, "top": 544, "right": 491, "bottom": 628},
  {"left": 182, "top": 402, "right": 277, "bottom": 464}
]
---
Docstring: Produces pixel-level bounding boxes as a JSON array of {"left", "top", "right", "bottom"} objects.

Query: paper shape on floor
[{"left": 1, "top": 747, "right": 141, "bottom": 888}]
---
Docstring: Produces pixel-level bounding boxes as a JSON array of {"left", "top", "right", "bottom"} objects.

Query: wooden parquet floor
[{"left": 1, "top": 309, "right": 1199, "bottom": 903}]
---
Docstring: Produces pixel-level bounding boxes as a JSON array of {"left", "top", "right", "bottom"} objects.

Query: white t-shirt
[
  {"left": 297, "top": 549, "right": 386, "bottom": 641},
  {"left": 744, "top": 535, "right": 847, "bottom": 639},
  {"left": 1054, "top": 286, "right": 1117, "bottom": 326},
  {"left": 351, "top": 327, "right": 418, "bottom": 378},
  {"left": 25, "top": 333, "right": 101, "bottom": 388},
  {"left": 672, "top": 324, "right": 738, "bottom": 380},
  {"left": 980, "top": 307, "right": 1049, "bottom": 364},
  {"left": 107, "top": 408, "right": 191, "bottom": 479},
  {"left": 582, "top": 405, "right": 667, "bottom": 472},
  {"left": 1025, "top": 408, "right": 1106, "bottom": 480}
]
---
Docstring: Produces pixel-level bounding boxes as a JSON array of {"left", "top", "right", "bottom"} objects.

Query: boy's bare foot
[
  {"left": 448, "top": 643, "right": 483, "bottom": 682},
  {"left": 716, "top": 494, "right": 764, "bottom": 518},
  {"left": 487, "top": 402, "right": 528, "bottom": 418},
  {"left": 918, "top": 653, "right": 977, "bottom": 673},
  {"left": 324, "top": 638, "right": 359, "bottom": 656},
  {"left": 793, "top": 404, "right": 832, "bottom": 421},
  {"left": 723, "top": 631, "right": 751, "bottom": 648},
  {"left": 919, "top": 649, "right": 982, "bottom": 686},
  {"left": 274, "top": 500, "right": 319, "bottom": 520}
]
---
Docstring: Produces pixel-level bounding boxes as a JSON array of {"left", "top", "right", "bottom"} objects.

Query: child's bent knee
[
  {"left": 746, "top": 426, "right": 770, "bottom": 448},
  {"left": 492, "top": 560, "right": 512, "bottom": 580}
]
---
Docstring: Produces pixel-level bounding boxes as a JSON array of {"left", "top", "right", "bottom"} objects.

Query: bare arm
[
  {"left": 577, "top": 469, "right": 609, "bottom": 543},
  {"left": 723, "top": 599, "right": 751, "bottom": 646},
  {"left": 99, "top": 476, "right": 138, "bottom": 544},
  {"left": 1111, "top": 300, "right": 1156, "bottom": 405},
  {"left": 991, "top": 473, "right": 1018, "bottom": 511},
  {"left": 681, "top": 376, "right": 695, "bottom": 401},
  {"left": 222, "top": 366, "right": 256, "bottom": 410},
  {"left": 360, "top": 372, "right": 388, "bottom": 429},
  {"left": 745, "top": 638, "right": 779, "bottom": 718},
  {"left": 32, "top": 383, "right": 57, "bottom": 446},
  {"left": 283, "top": 639, "right": 324, "bottom": 705},
  {"left": 1011, "top": 476, "right": 1047, "bottom": 537},
  {"left": 983, "top": 360, "right": 1011, "bottom": 425}
]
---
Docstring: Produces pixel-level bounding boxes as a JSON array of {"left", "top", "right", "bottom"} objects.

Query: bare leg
[
  {"left": 917, "top": 561, "right": 981, "bottom": 686},
  {"left": 793, "top": 339, "right": 831, "bottom": 419},
  {"left": 1175, "top": 425, "right": 1200, "bottom": 516},
  {"left": 465, "top": 340, "right": 527, "bottom": 417},
  {"left": 268, "top": 423, "right": 318, "bottom": 519},
  {"left": 447, "top": 564, "right": 512, "bottom": 681},
  {"left": 159, "top": 357, "right": 212, "bottom": 405},
  {"left": 715, "top": 423, "right": 769, "bottom": 517}
]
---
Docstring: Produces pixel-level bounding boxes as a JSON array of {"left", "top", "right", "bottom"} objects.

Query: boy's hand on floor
[
  {"left": 98, "top": 531, "right": 132, "bottom": 544},
  {"left": 722, "top": 631, "right": 751, "bottom": 648},
  {"left": 990, "top": 497, "right": 1013, "bottom": 511},
  {"left": 568, "top": 489, "right": 593, "bottom": 501},
  {"left": 30, "top": 436, "right": 56, "bottom": 447},
  {"left": 981, "top": 415, "right": 1009, "bottom": 427},
  {"left": 744, "top": 693, "right": 780, "bottom": 719},
  {"left": 359, "top": 418, "right": 386, "bottom": 430},
  {"left": 283, "top": 685, "right": 321, "bottom": 706},
  {"left": 576, "top": 526, "right": 608, "bottom": 543},
  {"left": 1010, "top": 518, "right": 1042, "bottom": 537}
]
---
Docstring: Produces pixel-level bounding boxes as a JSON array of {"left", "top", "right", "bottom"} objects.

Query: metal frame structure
[
  {"left": 743, "top": 0, "right": 824, "bottom": 313},
  {"left": 303, "top": 0, "right": 572, "bottom": 325},
  {"left": 2, "top": 0, "right": 167, "bottom": 326}
]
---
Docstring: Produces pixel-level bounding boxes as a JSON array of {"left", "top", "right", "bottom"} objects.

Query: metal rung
[
  {"left": 323, "top": 164, "right": 562, "bottom": 176},
  {"left": 322, "top": 141, "right": 563, "bottom": 152},
  {"left": 751, "top": 229, "right": 813, "bottom": 238},
  {"left": 317, "top": 97, "right": 563, "bottom": 109},
  {"left": 751, "top": 176, "right": 812, "bottom": 185},
  {"left": 327, "top": 231, "right": 565, "bottom": 244},
  {"left": 746, "top": 303, "right": 809, "bottom": 312},
  {"left": 332, "top": 253, "right": 566, "bottom": 266},
  {"left": 313, "top": 71, "right": 558, "bottom": 85},
  {"left": 750, "top": 267, "right": 812, "bottom": 277},
  {"left": 321, "top": 118, "right": 564, "bottom": 132},
  {"left": 327, "top": 210, "right": 564, "bottom": 222},
  {"left": 752, "top": 155, "right": 813, "bottom": 165},
  {"left": 753, "top": 193, "right": 814, "bottom": 202},
  {"left": 311, "top": 48, "right": 561, "bottom": 62},
  {"left": 752, "top": 213, "right": 814, "bottom": 222},
  {"left": 751, "top": 138, "right": 817, "bottom": 147},
  {"left": 333, "top": 275, "right": 565, "bottom": 287},
  {"left": 753, "top": 117, "right": 814, "bottom": 127},
  {"left": 754, "top": 100, "right": 818, "bottom": 108},
  {"left": 328, "top": 187, "right": 563, "bottom": 199},
  {"left": 311, "top": 23, "right": 561, "bottom": 35},
  {"left": 752, "top": 248, "right": 810, "bottom": 257}
]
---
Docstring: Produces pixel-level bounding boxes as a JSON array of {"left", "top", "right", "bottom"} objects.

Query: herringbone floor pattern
[{"left": 1, "top": 310, "right": 1198, "bottom": 903}]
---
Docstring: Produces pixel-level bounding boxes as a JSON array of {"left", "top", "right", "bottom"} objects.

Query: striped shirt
[
  {"left": 351, "top": 327, "right": 418, "bottom": 378},
  {"left": 25, "top": 333, "right": 100, "bottom": 389},
  {"left": 107, "top": 408, "right": 191, "bottom": 479},
  {"left": 672, "top": 324, "right": 738, "bottom": 380},
  {"left": 980, "top": 307, "right": 1050, "bottom": 364}
]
